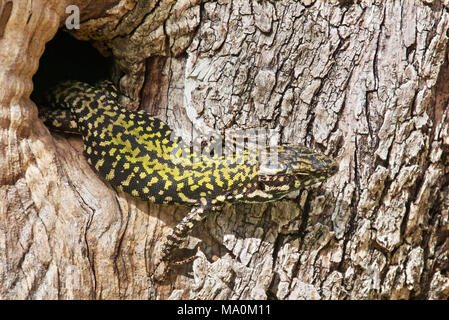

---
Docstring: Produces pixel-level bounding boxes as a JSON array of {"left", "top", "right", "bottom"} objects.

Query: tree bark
[{"left": 1, "top": 0, "right": 449, "bottom": 300}]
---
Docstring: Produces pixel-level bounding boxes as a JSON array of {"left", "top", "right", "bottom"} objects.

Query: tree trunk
[{"left": 1, "top": 0, "right": 448, "bottom": 300}]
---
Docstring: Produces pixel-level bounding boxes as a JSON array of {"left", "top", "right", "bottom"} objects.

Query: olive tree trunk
[{"left": 0, "top": 0, "right": 448, "bottom": 299}]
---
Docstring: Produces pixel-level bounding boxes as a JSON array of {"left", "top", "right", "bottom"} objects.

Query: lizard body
[{"left": 40, "top": 80, "right": 338, "bottom": 263}]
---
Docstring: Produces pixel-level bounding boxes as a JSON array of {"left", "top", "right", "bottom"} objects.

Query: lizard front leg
[
  {"left": 161, "top": 199, "right": 214, "bottom": 264},
  {"left": 152, "top": 199, "right": 225, "bottom": 280}
]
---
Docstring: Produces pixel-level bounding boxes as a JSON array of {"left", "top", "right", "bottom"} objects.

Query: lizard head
[{"left": 255, "top": 145, "right": 338, "bottom": 200}]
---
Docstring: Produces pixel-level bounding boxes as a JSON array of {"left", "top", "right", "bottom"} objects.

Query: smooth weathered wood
[{"left": 0, "top": 0, "right": 448, "bottom": 299}]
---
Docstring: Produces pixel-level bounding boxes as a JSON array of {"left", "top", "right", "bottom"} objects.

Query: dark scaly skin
[{"left": 40, "top": 80, "right": 339, "bottom": 265}]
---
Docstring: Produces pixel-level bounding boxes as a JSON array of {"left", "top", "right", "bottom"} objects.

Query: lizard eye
[
  {"left": 259, "top": 160, "right": 287, "bottom": 176},
  {"left": 257, "top": 175, "right": 275, "bottom": 192}
]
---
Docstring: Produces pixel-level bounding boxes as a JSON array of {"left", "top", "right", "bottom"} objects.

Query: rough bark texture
[{"left": 1, "top": 0, "right": 449, "bottom": 300}]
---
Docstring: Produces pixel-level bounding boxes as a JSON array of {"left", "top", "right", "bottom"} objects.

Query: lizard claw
[{"left": 152, "top": 260, "right": 171, "bottom": 282}]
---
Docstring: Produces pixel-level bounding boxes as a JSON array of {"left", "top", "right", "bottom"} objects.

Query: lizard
[{"left": 38, "top": 80, "right": 339, "bottom": 272}]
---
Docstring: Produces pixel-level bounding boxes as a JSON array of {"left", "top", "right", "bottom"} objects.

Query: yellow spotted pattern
[{"left": 40, "top": 80, "right": 338, "bottom": 262}]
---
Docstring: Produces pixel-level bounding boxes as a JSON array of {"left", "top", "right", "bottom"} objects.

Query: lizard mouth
[
  {"left": 291, "top": 159, "right": 338, "bottom": 189},
  {"left": 322, "top": 159, "right": 339, "bottom": 177}
]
